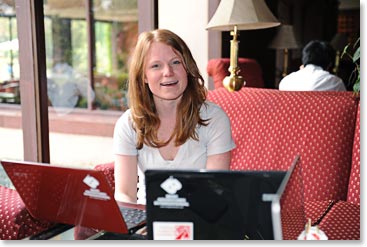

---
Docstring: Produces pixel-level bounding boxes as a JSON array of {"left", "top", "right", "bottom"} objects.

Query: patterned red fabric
[
  {"left": 207, "top": 88, "right": 358, "bottom": 203},
  {"left": 94, "top": 162, "right": 115, "bottom": 192},
  {"left": 281, "top": 206, "right": 306, "bottom": 240},
  {"left": 318, "top": 201, "right": 360, "bottom": 240},
  {"left": 347, "top": 102, "right": 360, "bottom": 205},
  {"left": 207, "top": 58, "right": 264, "bottom": 89},
  {"left": 0, "top": 186, "right": 52, "bottom": 240},
  {"left": 304, "top": 200, "right": 335, "bottom": 225},
  {"left": 280, "top": 159, "right": 306, "bottom": 240}
]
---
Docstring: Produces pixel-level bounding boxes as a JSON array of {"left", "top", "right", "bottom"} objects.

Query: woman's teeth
[{"left": 161, "top": 81, "right": 178, "bottom": 86}]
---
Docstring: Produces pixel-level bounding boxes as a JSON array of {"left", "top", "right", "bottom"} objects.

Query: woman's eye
[
  {"left": 151, "top": 64, "right": 160, "bottom": 69},
  {"left": 172, "top": 60, "right": 181, "bottom": 65}
]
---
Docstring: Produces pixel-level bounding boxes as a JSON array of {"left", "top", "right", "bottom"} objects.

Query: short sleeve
[
  {"left": 204, "top": 102, "right": 236, "bottom": 155},
  {"left": 113, "top": 109, "right": 138, "bottom": 155}
]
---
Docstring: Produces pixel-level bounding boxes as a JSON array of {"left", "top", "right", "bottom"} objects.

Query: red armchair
[{"left": 207, "top": 58, "right": 264, "bottom": 89}]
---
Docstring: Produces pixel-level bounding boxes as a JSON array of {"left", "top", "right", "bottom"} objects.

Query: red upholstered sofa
[
  {"left": 95, "top": 88, "right": 361, "bottom": 240},
  {"left": 0, "top": 87, "right": 360, "bottom": 240},
  {"left": 205, "top": 88, "right": 360, "bottom": 240},
  {"left": 207, "top": 58, "right": 264, "bottom": 89}
]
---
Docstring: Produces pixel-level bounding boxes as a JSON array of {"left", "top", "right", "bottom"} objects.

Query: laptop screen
[
  {"left": 0, "top": 159, "right": 145, "bottom": 235},
  {"left": 145, "top": 169, "right": 286, "bottom": 240}
]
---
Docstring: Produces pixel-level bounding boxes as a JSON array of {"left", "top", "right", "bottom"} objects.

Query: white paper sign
[{"left": 153, "top": 221, "right": 194, "bottom": 240}]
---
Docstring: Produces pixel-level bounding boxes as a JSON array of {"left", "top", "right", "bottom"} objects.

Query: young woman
[{"left": 113, "top": 29, "right": 236, "bottom": 204}]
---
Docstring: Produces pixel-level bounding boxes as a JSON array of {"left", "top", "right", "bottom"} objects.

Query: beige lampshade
[
  {"left": 206, "top": 0, "right": 280, "bottom": 31},
  {"left": 269, "top": 24, "right": 299, "bottom": 49}
]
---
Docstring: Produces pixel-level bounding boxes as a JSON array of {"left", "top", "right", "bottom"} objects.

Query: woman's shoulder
[
  {"left": 201, "top": 101, "right": 227, "bottom": 117},
  {"left": 116, "top": 109, "right": 133, "bottom": 126}
]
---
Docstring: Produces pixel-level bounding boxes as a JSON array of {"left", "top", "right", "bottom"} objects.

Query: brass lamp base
[
  {"left": 223, "top": 25, "right": 246, "bottom": 92},
  {"left": 223, "top": 74, "right": 245, "bottom": 92}
]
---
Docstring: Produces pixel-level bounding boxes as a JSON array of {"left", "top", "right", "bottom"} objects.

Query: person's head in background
[{"left": 302, "top": 40, "right": 336, "bottom": 72}]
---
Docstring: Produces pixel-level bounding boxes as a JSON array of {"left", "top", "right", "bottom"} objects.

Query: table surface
[{"left": 28, "top": 201, "right": 147, "bottom": 240}]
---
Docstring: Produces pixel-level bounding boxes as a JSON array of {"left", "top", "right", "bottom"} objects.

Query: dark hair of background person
[{"left": 302, "top": 40, "right": 336, "bottom": 71}]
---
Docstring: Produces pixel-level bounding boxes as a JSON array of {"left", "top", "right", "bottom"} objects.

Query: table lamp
[
  {"left": 269, "top": 24, "right": 299, "bottom": 78},
  {"left": 206, "top": 0, "right": 280, "bottom": 92}
]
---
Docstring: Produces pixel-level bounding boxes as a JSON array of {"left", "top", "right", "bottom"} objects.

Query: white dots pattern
[
  {"left": 0, "top": 186, "right": 52, "bottom": 240},
  {"left": 29, "top": 88, "right": 359, "bottom": 240},
  {"left": 94, "top": 162, "right": 115, "bottom": 192},
  {"left": 207, "top": 88, "right": 359, "bottom": 203},
  {"left": 347, "top": 103, "right": 360, "bottom": 205},
  {"left": 304, "top": 200, "right": 334, "bottom": 225},
  {"left": 281, "top": 206, "right": 306, "bottom": 240},
  {"left": 318, "top": 201, "right": 360, "bottom": 240}
]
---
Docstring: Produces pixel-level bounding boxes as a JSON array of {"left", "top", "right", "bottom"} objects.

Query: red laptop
[{"left": 1, "top": 159, "right": 146, "bottom": 236}]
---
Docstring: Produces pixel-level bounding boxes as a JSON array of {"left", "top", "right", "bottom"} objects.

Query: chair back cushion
[
  {"left": 347, "top": 102, "right": 360, "bottom": 205},
  {"left": 207, "top": 58, "right": 264, "bottom": 89},
  {"left": 207, "top": 88, "right": 358, "bottom": 202},
  {"left": 0, "top": 186, "right": 51, "bottom": 240},
  {"left": 94, "top": 162, "right": 115, "bottom": 192}
]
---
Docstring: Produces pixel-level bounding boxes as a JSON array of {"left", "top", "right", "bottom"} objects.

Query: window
[
  {"left": 0, "top": 0, "right": 155, "bottom": 171},
  {"left": 0, "top": 0, "right": 22, "bottom": 187},
  {"left": 43, "top": 0, "right": 138, "bottom": 168}
]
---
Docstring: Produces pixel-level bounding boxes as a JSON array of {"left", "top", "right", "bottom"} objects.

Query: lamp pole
[
  {"left": 223, "top": 25, "right": 245, "bottom": 92},
  {"left": 282, "top": 48, "right": 289, "bottom": 78}
]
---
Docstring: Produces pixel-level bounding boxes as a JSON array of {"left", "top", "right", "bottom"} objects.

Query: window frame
[{"left": 15, "top": 0, "right": 157, "bottom": 163}]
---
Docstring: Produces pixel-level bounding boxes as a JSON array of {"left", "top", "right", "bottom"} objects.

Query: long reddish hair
[{"left": 127, "top": 29, "right": 208, "bottom": 149}]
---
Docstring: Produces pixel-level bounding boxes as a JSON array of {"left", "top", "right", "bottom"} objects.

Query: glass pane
[
  {"left": 0, "top": 0, "right": 22, "bottom": 188},
  {"left": 93, "top": 0, "right": 138, "bottom": 111},
  {"left": 43, "top": 0, "right": 138, "bottom": 169}
]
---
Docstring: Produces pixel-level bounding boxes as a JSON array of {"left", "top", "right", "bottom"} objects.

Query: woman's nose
[{"left": 163, "top": 64, "right": 174, "bottom": 76}]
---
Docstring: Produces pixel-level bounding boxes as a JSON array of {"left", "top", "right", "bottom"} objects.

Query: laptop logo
[
  {"left": 82, "top": 174, "right": 111, "bottom": 200},
  {"left": 83, "top": 174, "right": 100, "bottom": 189},
  {"left": 153, "top": 176, "right": 189, "bottom": 209},
  {"left": 160, "top": 176, "right": 182, "bottom": 194}
]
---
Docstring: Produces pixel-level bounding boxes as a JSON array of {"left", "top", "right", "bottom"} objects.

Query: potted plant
[{"left": 341, "top": 37, "right": 360, "bottom": 93}]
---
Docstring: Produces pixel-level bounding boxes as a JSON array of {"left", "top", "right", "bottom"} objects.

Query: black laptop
[
  {"left": 144, "top": 155, "right": 304, "bottom": 240},
  {"left": 145, "top": 169, "right": 285, "bottom": 240}
]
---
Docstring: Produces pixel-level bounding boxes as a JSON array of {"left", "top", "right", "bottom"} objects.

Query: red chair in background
[{"left": 207, "top": 58, "right": 264, "bottom": 89}]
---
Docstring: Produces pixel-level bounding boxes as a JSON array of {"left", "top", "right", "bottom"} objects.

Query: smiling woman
[
  {"left": 144, "top": 41, "right": 188, "bottom": 101},
  {"left": 113, "top": 29, "right": 236, "bottom": 205}
]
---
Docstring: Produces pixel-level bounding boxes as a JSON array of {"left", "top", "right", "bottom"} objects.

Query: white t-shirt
[
  {"left": 113, "top": 101, "right": 236, "bottom": 204},
  {"left": 279, "top": 64, "right": 346, "bottom": 91}
]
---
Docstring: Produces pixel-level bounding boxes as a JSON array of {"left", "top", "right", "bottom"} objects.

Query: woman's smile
[
  {"left": 144, "top": 41, "right": 188, "bottom": 101},
  {"left": 160, "top": 80, "right": 179, "bottom": 87}
]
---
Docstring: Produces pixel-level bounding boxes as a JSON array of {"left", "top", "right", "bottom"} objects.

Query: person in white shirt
[
  {"left": 279, "top": 40, "right": 346, "bottom": 91},
  {"left": 113, "top": 29, "right": 236, "bottom": 205}
]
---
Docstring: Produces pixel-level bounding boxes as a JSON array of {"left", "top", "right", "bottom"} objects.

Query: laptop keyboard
[{"left": 120, "top": 207, "right": 146, "bottom": 229}]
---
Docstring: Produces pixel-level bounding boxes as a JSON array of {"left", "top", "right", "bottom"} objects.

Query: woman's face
[{"left": 144, "top": 41, "right": 188, "bottom": 103}]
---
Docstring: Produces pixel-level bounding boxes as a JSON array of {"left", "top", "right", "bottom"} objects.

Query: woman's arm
[
  {"left": 206, "top": 151, "right": 231, "bottom": 170},
  {"left": 114, "top": 154, "right": 139, "bottom": 203}
]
